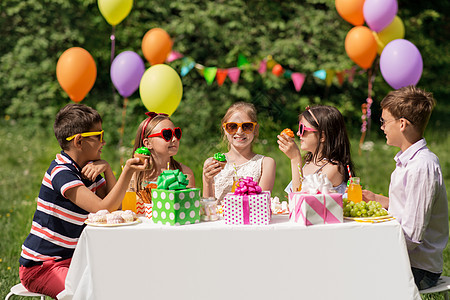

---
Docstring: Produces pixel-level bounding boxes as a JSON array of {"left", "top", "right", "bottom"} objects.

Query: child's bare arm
[
  {"left": 362, "top": 190, "right": 389, "bottom": 209},
  {"left": 259, "top": 156, "right": 276, "bottom": 192},
  {"left": 66, "top": 158, "right": 147, "bottom": 212}
]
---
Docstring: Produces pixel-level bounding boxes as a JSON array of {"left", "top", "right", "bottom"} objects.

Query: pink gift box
[
  {"left": 223, "top": 192, "right": 271, "bottom": 225},
  {"left": 289, "top": 192, "right": 343, "bottom": 226}
]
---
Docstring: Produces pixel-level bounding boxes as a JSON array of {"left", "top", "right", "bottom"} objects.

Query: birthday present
[
  {"left": 151, "top": 170, "right": 201, "bottom": 226},
  {"left": 223, "top": 177, "right": 271, "bottom": 225},
  {"left": 289, "top": 173, "right": 343, "bottom": 226}
]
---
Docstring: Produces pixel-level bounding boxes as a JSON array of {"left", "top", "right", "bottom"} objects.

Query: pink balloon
[
  {"left": 363, "top": 0, "right": 398, "bottom": 32},
  {"left": 380, "top": 39, "right": 423, "bottom": 89}
]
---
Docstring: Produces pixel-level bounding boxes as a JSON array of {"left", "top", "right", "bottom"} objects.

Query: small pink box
[
  {"left": 223, "top": 192, "right": 271, "bottom": 225},
  {"left": 289, "top": 192, "right": 343, "bottom": 226}
]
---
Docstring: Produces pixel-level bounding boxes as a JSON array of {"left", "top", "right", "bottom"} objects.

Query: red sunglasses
[
  {"left": 148, "top": 127, "right": 182, "bottom": 142},
  {"left": 298, "top": 123, "right": 317, "bottom": 137}
]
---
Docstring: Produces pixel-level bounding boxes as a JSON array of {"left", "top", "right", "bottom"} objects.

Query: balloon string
[
  {"left": 110, "top": 26, "right": 116, "bottom": 64},
  {"left": 119, "top": 97, "right": 129, "bottom": 166}
]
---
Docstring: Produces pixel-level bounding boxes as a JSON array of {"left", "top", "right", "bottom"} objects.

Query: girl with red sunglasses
[
  {"left": 277, "top": 105, "right": 355, "bottom": 194},
  {"left": 202, "top": 102, "right": 276, "bottom": 202},
  {"left": 130, "top": 112, "right": 195, "bottom": 192}
]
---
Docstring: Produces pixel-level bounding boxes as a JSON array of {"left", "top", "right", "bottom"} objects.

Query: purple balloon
[
  {"left": 363, "top": 0, "right": 398, "bottom": 32},
  {"left": 111, "top": 51, "right": 145, "bottom": 98},
  {"left": 380, "top": 39, "right": 423, "bottom": 90}
]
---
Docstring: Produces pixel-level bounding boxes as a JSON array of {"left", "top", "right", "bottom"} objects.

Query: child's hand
[
  {"left": 203, "top": 158, "right": 222, "bottom": 183},
  {"left": 82, "top": 160, "right": 111, "bottom": 181},
  {"left": 277, "top": 134, "right": 300, "bottom": 160},
  {"left": 362, "top": 190, "right": 376, "bottom": 202},
  {"left": 123, "top": 157, "right": 148, "bottom": 172}
]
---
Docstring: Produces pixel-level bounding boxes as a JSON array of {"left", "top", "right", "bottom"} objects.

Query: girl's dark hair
[
  {"left": 132, "top": 114, "right": 182, "bottom": 190},
  {"left": 301, "top": 105, "right": 355, "bottom": 183}
]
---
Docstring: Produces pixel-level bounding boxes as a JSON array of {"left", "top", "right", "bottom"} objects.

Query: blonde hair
[
  {"left": 381, "top": 86, "right": 435, "bottom": 136},
  {"left": 132, "top": 115, "right": 181, "bottom": 190},
  {"left": 221, "top": 102, "right": 259, "bottom": 148}
]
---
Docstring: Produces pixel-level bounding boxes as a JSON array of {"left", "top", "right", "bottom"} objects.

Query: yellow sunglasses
[{"left": 66, "top": 130, "right": 104, "bottom": 142}]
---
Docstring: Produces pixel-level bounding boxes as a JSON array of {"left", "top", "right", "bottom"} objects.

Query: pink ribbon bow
[{"left": 234, "top": 177, "right": 262, "bottom": 195}]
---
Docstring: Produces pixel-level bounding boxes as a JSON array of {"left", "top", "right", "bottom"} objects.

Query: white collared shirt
[{"left": 389, "top": 138, "right": 448, "bottom": 273}]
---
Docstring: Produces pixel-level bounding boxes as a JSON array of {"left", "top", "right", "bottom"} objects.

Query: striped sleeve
[{"left": 50, "top": 165, "right": 83, "bottom": 197}]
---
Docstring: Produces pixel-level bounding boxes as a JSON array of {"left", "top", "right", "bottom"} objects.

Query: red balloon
[
  {"left": 56, "top": 47, "right": 97, "bottom": 102},
  {"left": 141, "top": 28, "right": 173, "bottom": 65}
]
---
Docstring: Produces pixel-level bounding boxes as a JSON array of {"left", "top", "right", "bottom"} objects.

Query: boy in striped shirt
[{"left": 19, "top": 103, "right": 147, "bottom": 298}]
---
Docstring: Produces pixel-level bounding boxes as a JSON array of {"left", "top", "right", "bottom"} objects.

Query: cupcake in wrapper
[
  {"left": 134, "top": 147, "right": 151, "bottom": 164},
  {"left": 281, "top": 128, "right": 295, "bottom": 138},
  {"left": 213, "top": 152, "right": 227, "bottom": 169}
]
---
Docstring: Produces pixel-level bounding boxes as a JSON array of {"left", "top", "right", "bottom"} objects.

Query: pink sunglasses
[{"left": 298, "top": 122, "right": 317, "bottom": 137}]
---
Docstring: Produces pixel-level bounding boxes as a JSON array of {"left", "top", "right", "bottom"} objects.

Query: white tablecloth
[{"left": 59, "top": 215, "right": 420, "bottom": 300}]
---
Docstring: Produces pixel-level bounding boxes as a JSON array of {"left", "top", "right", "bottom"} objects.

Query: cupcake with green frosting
[
  {"left": 213, "top": 152, "right": 227, "bottom": 169},
  {"left": 134, "top": 147, "right": 151, "bottom": 164}
]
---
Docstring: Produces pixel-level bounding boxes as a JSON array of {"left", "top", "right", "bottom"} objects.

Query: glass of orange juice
[
  {"left": 347, "top": 177, "right": 362, "bottom": 203},
  {"left": 231, "top": 176, "right": 242, "bottom": 192},
  {"left": 122, "top": 191, "right": 137, "bottom": 213}
]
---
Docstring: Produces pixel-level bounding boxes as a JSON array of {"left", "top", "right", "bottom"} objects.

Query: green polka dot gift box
[{"left": 151, "top": 170, "right": 201, "bottom": 226}]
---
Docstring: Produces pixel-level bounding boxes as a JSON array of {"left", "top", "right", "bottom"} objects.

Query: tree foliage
[{"left": 1, "top": 0, "right": 448, "bottom": 150}]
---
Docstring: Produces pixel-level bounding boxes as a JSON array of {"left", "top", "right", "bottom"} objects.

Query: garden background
[{"left": 0, "top": 0, "right": 449, "bottom": 298}]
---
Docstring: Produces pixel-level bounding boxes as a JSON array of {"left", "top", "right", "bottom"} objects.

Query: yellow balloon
[
  {"left": 98, "top": 0, "right": 133, "bottom": 26},
  {"left": 139, "top": 64, "right": 183, "bottom": 116},
  {"left": 373, "top": 16, "right": 405, "bottom": 55}
]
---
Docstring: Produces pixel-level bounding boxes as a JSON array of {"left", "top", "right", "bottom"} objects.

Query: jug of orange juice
[
  {"left": 347, "top": 177, "right": 362, "bottom": 203},
  {"left": 122, "top": 179, "right": 137, "bottom": 212}
]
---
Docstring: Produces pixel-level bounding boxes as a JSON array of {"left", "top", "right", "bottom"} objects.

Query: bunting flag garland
[{"left": 170, "top": 50, "right": 366, "bottom": 93}]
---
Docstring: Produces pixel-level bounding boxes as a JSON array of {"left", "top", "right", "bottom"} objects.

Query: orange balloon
[
  {"left": 335, "top": 0, "right": 365, "bottom": 26},
  {"left": 56, "top": 47, "right": 97, "bottom": 102},
  {"left": 345, "top": 26, "right": 377, "bottom": 69},
  {"left": 141, "top": 28, "right": 173, "bottom": 65}
]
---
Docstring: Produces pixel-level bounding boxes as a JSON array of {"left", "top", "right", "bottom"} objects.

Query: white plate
[
  {"left": 85, "top": 218, "right": 142, "bottom": 227},
  {"left": 344, "top": 213, "right": 393, "bottom": 221}
]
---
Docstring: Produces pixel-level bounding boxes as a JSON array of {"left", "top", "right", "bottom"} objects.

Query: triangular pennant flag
[
  {"left": 180, "top": 58, "right": 195, "bottom": 77},
  {"left": 325, "top": 70, "right": 335, "bottom": 86},
  {"left": 313, "top": 69, "right": 326, "bottom": 80},
  {"left": 266, "top": 55, "right": 276, "bottom": 69},
  {"left": 336, "top": 71, "right": 345, "bottom": 85},
  {"left": 203, "top": 67, "right": 217, "bottom": 85},
  {"left": 227, "top": 67, "right": 241, "bottom": 83},
  {"left": 195, "top": 64, "right": 205, "bottom": 76},
  {"left": 291, "top": 73, "right": 306, "bottom": 92},
  {"left": 166, "top": 51, "right": 184, "bottom": 63},
  {"left": 237, "top": 54, "right": 250, "bottom": 68},
  {"left": 258, "top": 59, "right": 267, "bottom": 74},
  {"left": 216, "top": 69, "right": 228, "bottom": 86},
  {"left": 283, "top": 69, "right": 293, "bottom": 79}
]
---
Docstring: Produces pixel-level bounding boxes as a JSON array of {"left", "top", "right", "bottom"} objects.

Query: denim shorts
[{"left": 411, "top": 267, "right": 441, "bottom": 290}]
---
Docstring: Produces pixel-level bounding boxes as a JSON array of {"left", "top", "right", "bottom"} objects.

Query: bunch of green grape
[{"left": 343, "top": 200, "right": 388, "bottom": 218}]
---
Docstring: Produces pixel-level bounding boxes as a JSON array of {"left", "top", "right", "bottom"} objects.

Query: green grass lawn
[{"left": 0, "top": 121, "right": 448, "bottom": 299}]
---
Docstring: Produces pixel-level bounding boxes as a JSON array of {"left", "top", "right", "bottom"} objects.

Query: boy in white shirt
[{"left": 363, "top": 86, "right": 448, "bottom": 290}]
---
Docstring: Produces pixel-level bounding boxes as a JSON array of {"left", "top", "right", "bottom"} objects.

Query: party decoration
[
  {"left": 204, "top": 67, "right": 217, "bottom": 85},
  {"left": 56, "top": 47, "right": 97, "bottom": 102},
  {"left": 325, "top": 70, "right": 336, "bottom": 86},
  {"left": 272, "top": 64, "right": 284, "bottom": 77},
  {"left": 216, "top": 69, "right": 228, "bottom": 86},
  {"left": 157, "top": 169, "right": 189, "bottom": 190},
  {"left": 380, "top": 39, "right": 423, "bottom": 89},
  {"left": 234, "top": 177, "right": 262, "bottom": 195},
  {"left": 139, "top": 64, "right": 183, "bottom": 115},
  {"left": 142, "top": 28, "right": 173, "bottom": 65},
  {"left": 335, "top": 0, "right": 365, "bottom": 26},
  {"left": 258, "top": 59, "right": 267, "bottom": 74},
  {"left": 180, "top": 57, "right": 195, "bottom": 76},
  {"left": 313, "top": 70, "right": 326, "bottom": 80},
  {"left": 291, "top": 73, "right": 306, "bottom": 92},
  {"left": 373, "top": 16, "right": 405, "bottom": 55},
  {"left": 110, "top": 51, "right": 145, "bottom": 98},
  {"left": 227, "top": 67, "right": 241, "bottom": 83},
  {"left": 166, "top": 51, "right": 184, "bottom": 63},
  {"left": 344, "top": 26, "right": 377, "bottom": 69},
  {"left": 237, "top": 54, "right": 250, "bottom": 68},
  {"left": 98, "top": 0, "right": 133, "bottom": 26},
  {"left": 363, "top": 0, "right": 398, "bottom": 32}
]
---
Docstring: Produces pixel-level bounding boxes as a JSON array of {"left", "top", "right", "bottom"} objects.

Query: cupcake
[
  {"left": 213, "top": 152, "right": 227, "bottom": 169},
  {"left": 134, "top": 147, "right": 151, "bottom": 164},
  {"left": 281, "top": 128, "right": 295, "bottom": 138}
]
